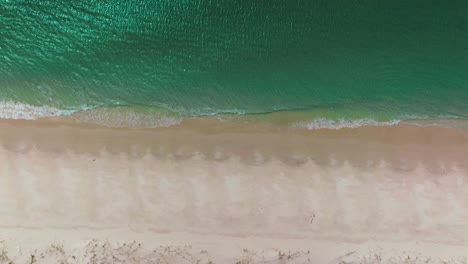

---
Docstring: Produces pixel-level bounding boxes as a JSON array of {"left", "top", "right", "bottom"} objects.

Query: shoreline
[
  {"left": 0, "top": 117, "right": 468, "bottom": 262},
  {"left": 3, "top": 100, "right": 468, "bottom": 130}
]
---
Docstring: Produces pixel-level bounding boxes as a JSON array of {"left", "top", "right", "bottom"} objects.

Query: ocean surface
[{"left": 1, "top": 0, "right": 467, "bottom": 128}]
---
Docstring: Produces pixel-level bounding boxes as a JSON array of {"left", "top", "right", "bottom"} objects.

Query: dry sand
[{"left": 0, "top": 118, "right": 467, "bottom": 263}]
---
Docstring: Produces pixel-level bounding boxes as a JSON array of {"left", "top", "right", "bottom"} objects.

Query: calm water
[{"left": 1, "top": 0, "right": 467, "bottom": 125}]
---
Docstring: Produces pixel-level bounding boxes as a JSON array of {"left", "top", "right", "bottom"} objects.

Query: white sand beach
[{"left": 0, "top": 118, "right": 467, "bottom": 263}]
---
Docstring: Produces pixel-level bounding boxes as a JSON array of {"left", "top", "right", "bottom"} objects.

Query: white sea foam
[
  {"left": 0, "top": 101, "right": 181, "bottom": 128},
  {"left": 0, "top": 101, "right": 435, "bottom": 130},
  {"left": 293, "top": 118, "right": 401, "bottom": 130},
  {"left": 0, "top": 101, "right": 76, "bottom": 120}
]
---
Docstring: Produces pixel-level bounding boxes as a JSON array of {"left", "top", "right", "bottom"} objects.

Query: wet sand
[{"left": 0, "top": 118, "right": 468, "bottom": 263}]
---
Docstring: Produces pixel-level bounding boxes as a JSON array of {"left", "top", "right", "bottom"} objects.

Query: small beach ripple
[
  {"left": 70, "top": 106, "right": 182, "bottom": 128},
  {"left": 293, "top": 118, "right": 400, "bottom": 130}
]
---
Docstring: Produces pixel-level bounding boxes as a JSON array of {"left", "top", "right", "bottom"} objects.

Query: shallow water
[{"left": 1, "top": 0, "right": 468, "bottom": 126}]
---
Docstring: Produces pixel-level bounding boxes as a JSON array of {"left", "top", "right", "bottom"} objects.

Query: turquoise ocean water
[{"left": 1, "top": 0, "right": 467, "bottom": 127}]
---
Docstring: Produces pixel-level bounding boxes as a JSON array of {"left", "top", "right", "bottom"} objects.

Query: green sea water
[{"left": 1, "top": 0, "right": 468, "bottom": 125}]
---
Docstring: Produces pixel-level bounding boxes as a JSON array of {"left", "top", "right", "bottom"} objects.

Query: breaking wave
[{"left": 0, "top": 101, "right": 78, "bottom": 120}]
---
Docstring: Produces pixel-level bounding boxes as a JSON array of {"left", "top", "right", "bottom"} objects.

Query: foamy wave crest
[
  {"left": 71, "top": 107, "right": 182, "bottom": 128},
  {"left": 293, "top": 118, "right": 400, "bottom": 130},
  {"left": 0, "top": 101, "right": 76, "bottom": 120}
]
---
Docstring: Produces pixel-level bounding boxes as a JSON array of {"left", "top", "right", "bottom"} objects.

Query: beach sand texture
[{"left": 0, "top": 118, "right": 467, "bottom": 263}]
